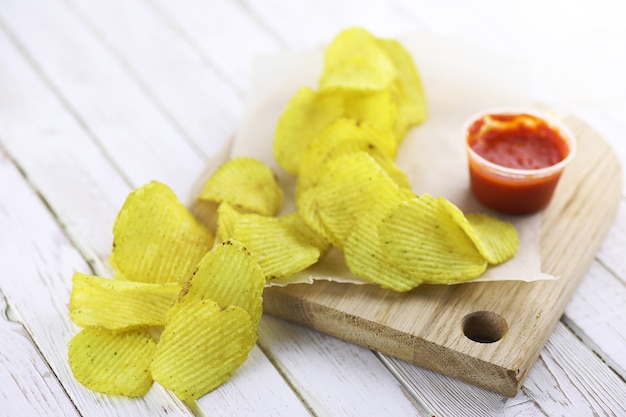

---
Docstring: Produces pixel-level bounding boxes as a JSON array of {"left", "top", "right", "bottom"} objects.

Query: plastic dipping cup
[{"left": 464, "top": 109, "right": 576, "bottom": 215}]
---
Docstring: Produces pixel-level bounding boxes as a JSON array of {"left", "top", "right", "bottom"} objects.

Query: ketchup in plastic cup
[{"left": 464, "top": 109, "right": 576, "bottom": 215}]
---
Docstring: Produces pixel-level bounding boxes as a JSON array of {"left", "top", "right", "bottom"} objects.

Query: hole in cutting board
[{"left": 462, "top": 311, "right": 508, "bottom": 343}]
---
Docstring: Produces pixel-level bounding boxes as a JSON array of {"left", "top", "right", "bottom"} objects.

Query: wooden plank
[
  {"left": 150, "top": 0, "right": 283, "bottom": 93},
  {"left": 563, "top": 260, "right": 626, "bottom": 378},
  {"left": 66, "top": 0, "right": 242, "bottom": 158},
  {"left": 262, "top": 116, "right": 622, "bottom": 397},
  {"left": 257, "top": 315, "right": 425, "bottom": 417},
  {"left": 0, "top": 289, "right": 79, "bottom": 417},
  {"left": 384, "top": 322, "right": 626, "bottom": 416},
  {"left": 0, "top": 0, "right": 205, "bottom": 200}
]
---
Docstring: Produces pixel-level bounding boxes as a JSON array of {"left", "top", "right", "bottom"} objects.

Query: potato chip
[
  {"left": 300, "top": 152, "right": 404, "bottom": 249},
  {"left": 344, "top": 182, "right": 418, "bottom": 291},
  {"left": 341, "top": 88, "right": 398, "bottom": 134},
  {"left": 320, "top": 27, "right": 396, "bottom": 91},
  {"left": 68, "top": 328, "right": 156, "bottom": 397},
  {"left": 151, "top": 298, "right": 256, "bottom": 401},
  {"left": 215, "top": 202, "right": 242, "bottom": 243},
  {"left": 379, "top": 195, "right": 488, "bottom": 284},
  {"left": 465, "top": 212, "right": 519, "bottom": 264},
  {"left": 279, "top": 212, "right": 330, "bottom": 253},
  {"left": 111, "top": 181, "right": 214, "bottom": 284},
  {"left": 231, "top": 213, "right": 321, "bottom": 281},
  {"left": 70, "top": 272, "right": 181, "bottom": 329},
  {"left": 274, "top": 86, "right": 344, "bottom": 173},
  {"left": 197, "top": 156, "right": 283, "bottom": 217},
  {"left": 296, "top": 118, "right": 399, "bottom": 192},
  {"left": 182, "top": 239, "right": 265, "bottom": 326},
  {"left": 377, "top": 38, "right": 428, "bottom": 139}
]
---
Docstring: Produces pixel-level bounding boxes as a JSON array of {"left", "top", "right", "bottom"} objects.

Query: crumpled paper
[{"left": 198, "top": 32, "right": 557, "bottom": 286}]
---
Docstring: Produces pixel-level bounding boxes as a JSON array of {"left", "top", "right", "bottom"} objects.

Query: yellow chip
[
  {"left": 279, "top": 212, "right": 330, "bottom": 253},
  {"left": 151, "top": 298, "right": 256, "bottom": 401},
  {"left": 231, "top": 213, "right": 321, "bottom": 281},
  {"left": 379, "top": 195, "right": 488, "bottom": 284},
  {"left": 68, "top": 328, "right": 156, "bottom": 397},
  {"left": 215, "top": 202, "right": 242, "bottom": 243},
  {"left": 377, "top": 38, "right": 428, "bottom": 139},
  {"left": 182, "top": 239, "right": 265, "bottom": 326},
  {"left": 320, "top": 27, "right": 396, "bottom": 91},
  {"left": 197, "top": 157, "right": 283, "bottom": 217},
  {"left": 274, "top": 86, "right": 344, "bottom": 173},
  {"left": 70, "top": 272, "right": 181, "bottom": 330},
  {"left": 301, "top": 152, "right": 403, "bottom": 249},
  {"left": 344, "top": 183, "right": 417, "bottom": 291},
  {"left": 465, "top": 212, "right": 519, "bottom": 264},
  {"left": 341, "top": 88, "right": 398, "bottom": 133},
  {"left": 296, "top": 118, "right": 399, "bottom": 193},
  {"left": 111, "top": 181, "right": 214, "bottom": 284}
]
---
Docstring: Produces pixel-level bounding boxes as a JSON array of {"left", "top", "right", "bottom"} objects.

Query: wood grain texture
[{"left": 263, "top": 115, "right": 622, "bottom": 396}]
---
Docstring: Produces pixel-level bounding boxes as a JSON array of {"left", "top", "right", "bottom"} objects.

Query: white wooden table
[{"left": 2, "top": 1, "right": 626, "bottom": 416}]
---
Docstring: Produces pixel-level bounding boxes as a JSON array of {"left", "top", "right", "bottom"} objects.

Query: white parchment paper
[{"left": 213, "top": 32, "right": 557, "bottom": 285}]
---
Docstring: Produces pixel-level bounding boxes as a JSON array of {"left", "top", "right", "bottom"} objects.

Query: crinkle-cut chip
[
  {"left": 377, "top": 38, "right": 428, "bottom": 139},
  {"left": 465, "top": 212, "right": 519, "bottom": 264},
  {"left": 344, "top": 184, "right": 417, "bottom": 291},
  {"left": 232, "top": 213, "right": 321, "bottom": 281},
  {"left": 68, "top": 328, "right": 156, "bottom": 397},
  {"left": 197, "top": 157, "right": 283, "bottom": 216},
  {"left": 70, "top": 272, "right": 181, "bottom": 329},
  {"left": 369, "top": 151, "right": 412, "bottom": 190},
  {"left": 297, "top": 118, "right": 398, "bottom": 189},
  {"left": 274, "top": 86, "right": 344, "bottom": 173},
  {"left": 280, "top": 212, "right": 330, "bottom": 253},
  {"left": 151, "top": 298, "right": 256, "bottom": 401},
  {"left": 342, "top": 89, "right": 398, "bottom": 133},
  {"left": 379, "top": 195, "right": 488, "bottom": 284},
  {"left": 112, "top": 181, "right": 214, "bottom": 284},
  {"left": 215, "top": 202, "right": 243, "bottom": 244},
  {"left": 303, "top": 152, "right": 402, "bottom": 250},
  {"left": 320, "top": 27, "right": 396, "bottom": 91},
  {"left": 182, "top": 239, "right": 265, "bottom": 326},
  {"left": 437, "top": 199, "right": 518, "bottom": 264},
  {"left": 295, "top": 186, "right": 334, "bottom": 244}
]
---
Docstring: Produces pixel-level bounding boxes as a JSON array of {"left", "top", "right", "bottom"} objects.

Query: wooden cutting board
[{"left": 262, "top": 115, "right": 622, "bottom": 397}]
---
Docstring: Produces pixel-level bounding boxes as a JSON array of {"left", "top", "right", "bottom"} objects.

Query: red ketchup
[{"left": 465, "top": 111, "right": 575, "bottom": 215}]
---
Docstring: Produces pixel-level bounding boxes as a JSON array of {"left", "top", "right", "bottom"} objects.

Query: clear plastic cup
[{"left": 464, "top": 109, "right": 577, "bottom": 215}]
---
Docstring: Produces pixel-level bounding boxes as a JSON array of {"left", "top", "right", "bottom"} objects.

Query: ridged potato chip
[
  {"left": 341, "top": 89, "right": 398, "bottom": 134},
  {"left": 377, "top": 38, "right": 427, "bottom": 139},
  {"left": 151, "top": 298, "right": 256, "bottom": 401},
  {"left": 274, "top": 86, "right": 344, "bottom": 173},
  {"left": 344, "top": 182, "right": 417, "bottom": 291},
  {"left": 197, "top": 156, "right": 283, "bottom": 217},
  {"left": 111, "top": 181, "right": 214, "bottom": 284},
  {"left": 215, "top": 202, "right": 242, "bottom": 243},
  {"left": 182, "top": 239, "right": 265, "bottom": 326},
  {"left": 320, "top": 27, "right": 396, "bottom": 91},
  {"left": 300, "top": 152, "right": 403, "bottom": 250},
  {"left": 231, "top": 213, "right": 321, "bottom": 281},
  {"left": 279, "top": 212, "right": 330, "bottom": 253},
  {"left": 70, "top": 272, "right": 181, "bottom": 329},
  {"left": 465, "top": 212, "right": 519, "bottom": 264},
  {"left": 68, "top": 328, "right": 156, "bottom": 397},
  {"left": 379, "top": 195, "right": 488, "bottom": 284},
  {"left": 296, "top": 118, "right": 399, "bottom": 192}
]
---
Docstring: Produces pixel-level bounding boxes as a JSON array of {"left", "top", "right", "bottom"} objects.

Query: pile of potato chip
[
  {"left": 67, "top": 27, "right": 519, "bottom": 401},
  {"left": 271, "top": 27, "right": 518, "bottom": 291},
  {"left": 68, "top": 181, "right": 266, "bottom": 399}
]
